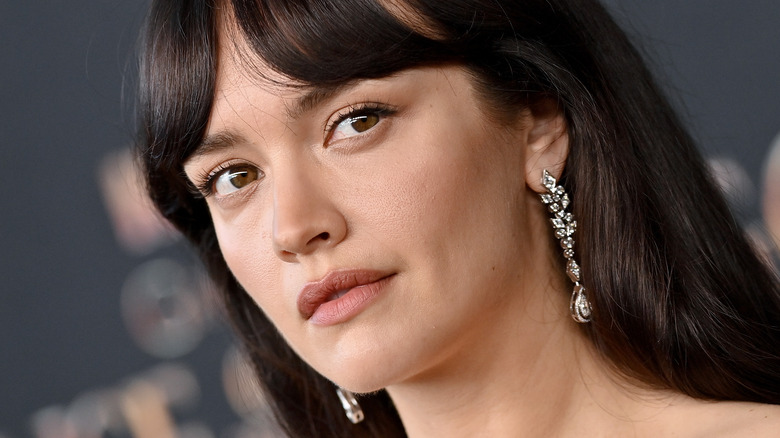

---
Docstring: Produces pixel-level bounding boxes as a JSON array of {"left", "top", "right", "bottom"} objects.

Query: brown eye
[
  {"left": 349, "top": 114, "right": 380, "bottom": 133},
  {"left": 214, "top": 165, "right": 261, "bottom": 196},
  {"left": 330, "top": 109, "right": 387, "bottom": 142}
]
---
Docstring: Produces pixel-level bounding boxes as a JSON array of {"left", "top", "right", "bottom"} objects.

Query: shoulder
[
  {"left": 715, "top": 402, "right": 780, "bottom": 437},
  {"left": 680, "top": 400, "right": 780, "bottom": 437}
]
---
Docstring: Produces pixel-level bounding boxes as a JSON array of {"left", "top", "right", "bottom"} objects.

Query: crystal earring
[
  {"left": 336, "top": 387, "right": 365, "bottom": 424},
  {"left": 540, "top": 170, "right": 592, "bottom": 323}
]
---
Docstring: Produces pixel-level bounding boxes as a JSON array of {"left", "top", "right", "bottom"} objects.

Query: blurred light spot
[
  {"left": 762, "top": 131, "right": 780, "bottom": 253},
  {"left": 98, "top": 148, "right": 178, "bottom": 255},
  {"left": 120, "top": 379, "right": 177, "bottom": 438},
  {"left": 221, "top": 421, "right": 282, "bottom": 438},
  {"left": 30, "top": 406, "right": 77, "bottom": 438},
  {"left": 222, "top": 345, "right": 281, "bottom": 435},
  {"left": 65, "top": 389, "right": 123, "bottom": 437},
  {"left": 178, "top": 422, "right": 215, "bottom": 438},
  {"left": 140, "top": 363, "right": 201, "bottom": 411},
  {"left": 121, "top": 259, "right": 208, "bottom": 358},
  {"left": 707, "top": 156, "right": 755, "bottom": 211},
  {"left": 745, "top": 221, "right": 779, "bottom": 272}
]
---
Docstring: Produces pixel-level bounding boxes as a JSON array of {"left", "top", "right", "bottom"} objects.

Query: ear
[{"left": 523, "top": 99, "right": 569, "bottom": 193}]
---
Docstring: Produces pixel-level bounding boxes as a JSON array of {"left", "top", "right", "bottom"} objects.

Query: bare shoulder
[
  {"left": 686, "top": 400, "right": 780, "bottom": 437},
  {"left": 721, "top": 402, "right": 780, "bottom": 436}
]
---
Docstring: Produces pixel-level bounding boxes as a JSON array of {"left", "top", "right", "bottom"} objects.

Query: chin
[
  {"left": 320, "top": 359, "right": 399, "bottom": 394},
  {"left": 310, "top": 345, "right": 410, "bottom": 394}
]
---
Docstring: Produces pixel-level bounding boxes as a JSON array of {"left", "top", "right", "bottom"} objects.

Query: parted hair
[{"left": 137, "top": 0, "right": 780, "bottom": 436}]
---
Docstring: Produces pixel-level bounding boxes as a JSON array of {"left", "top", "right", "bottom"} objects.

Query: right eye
[{"left": 212, "top": 165, "right": 262, "bottom": 196}]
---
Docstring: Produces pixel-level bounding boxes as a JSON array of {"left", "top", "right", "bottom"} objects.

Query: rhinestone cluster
[{"left": 540, "top": 170, "right": 592, "bottom": 323}]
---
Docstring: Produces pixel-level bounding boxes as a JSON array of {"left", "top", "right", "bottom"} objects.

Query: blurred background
[{"left": 0, "top": 1, "right": 778, "bottom": 437}]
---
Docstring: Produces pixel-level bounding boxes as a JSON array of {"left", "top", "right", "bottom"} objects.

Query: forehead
[
  {"left": 209, "top": 26, "right": 302, "bottom": 122},
  {"left": 214, "top": 17, "right": 300, "bottom": 90},
  {"left": 213, "top": 55, "right": 363, "bottom": 143}
]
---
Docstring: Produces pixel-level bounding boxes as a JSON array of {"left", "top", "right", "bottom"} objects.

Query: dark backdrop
[{"left": 1, "top": 1, "right": 779, "bottom": 437}]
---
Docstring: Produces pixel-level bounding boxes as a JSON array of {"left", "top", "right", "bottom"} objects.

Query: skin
[{"left": 184, "top": 36, "right": 780, "bottom": 437}]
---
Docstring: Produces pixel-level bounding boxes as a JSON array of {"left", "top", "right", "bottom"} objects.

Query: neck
[
  {"left": 384, "top": 286, "right": 678, "bottom": 437},
  {"left": 381, "top": 202, "right": 683, "bottom": 437},
  {"left": 385, "top": 311, "right": 573, "bottom": 436}
]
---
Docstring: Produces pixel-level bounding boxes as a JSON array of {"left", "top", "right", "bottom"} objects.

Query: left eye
[
  {"left": 213, "top": 165, "right": 261, "bottom": 196},
  {"left": 331, "top": 112, "right": 382, "bottom": 142}
]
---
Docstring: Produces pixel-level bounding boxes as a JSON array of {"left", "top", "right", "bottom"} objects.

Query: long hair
[{"left": 137, "top": 0, "right": 780, "bottom": 436}]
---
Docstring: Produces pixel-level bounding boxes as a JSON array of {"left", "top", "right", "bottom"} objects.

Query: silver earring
[
  {"left": 336, "top": 387, "right": 365, "bottom": 424},
  {"left": 540, "top": 170, "right": 592, "bottom": 323}
]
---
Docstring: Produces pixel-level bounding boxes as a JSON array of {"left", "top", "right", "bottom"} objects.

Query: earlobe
[{"left": 523, "top": 99, "right": 569, "bottom": 193}]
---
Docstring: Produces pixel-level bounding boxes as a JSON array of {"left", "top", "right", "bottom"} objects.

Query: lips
[{"left": 297, "top": 269, "right": 394, "bottom": 325}]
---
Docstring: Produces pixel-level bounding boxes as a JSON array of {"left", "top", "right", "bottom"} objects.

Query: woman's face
[{"left": 184, "top": 47, "right": 557, "bottom": 391}]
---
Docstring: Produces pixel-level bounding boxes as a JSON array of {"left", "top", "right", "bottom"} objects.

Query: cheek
[
  {"left": 352, "top": 130, "right": 474, "bottom": 225},
  {"left": 212, "top": 210, "right": 288, "bottom": 317},
  {"left": 343, "top": 134, "right": 529, "bottom": 320},
  {"left": 369, "top": 130, "right": 523, "bottom": 243}
]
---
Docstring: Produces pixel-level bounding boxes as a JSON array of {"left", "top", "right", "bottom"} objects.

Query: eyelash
[
  {"left": 192, "top": 160, "right": 245, "bottom": 198},
  {"left": 324, "top": 102, "right": 396, "bottom": 143}
]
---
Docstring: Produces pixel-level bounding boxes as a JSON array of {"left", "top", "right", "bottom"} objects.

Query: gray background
[{"left": 1, "top": 1, "right": 779, "bottom": 436}]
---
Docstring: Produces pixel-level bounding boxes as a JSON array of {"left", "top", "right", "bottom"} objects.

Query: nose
[{"left": 271, "top": 163, "right": 347, "bottom": 261}]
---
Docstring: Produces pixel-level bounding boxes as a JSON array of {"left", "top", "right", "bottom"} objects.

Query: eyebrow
[
  {"left": 285, "top": 82, "right": 353, "bottom": 121},
  {"left": 188, "top": 130, "right": 247, "bottom": 162},
  {"left": 189, "top": 82, "right": 355, "bottom": 161}
]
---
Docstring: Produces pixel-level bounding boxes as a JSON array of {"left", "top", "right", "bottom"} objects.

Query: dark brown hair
[{"left": 138, "top": 0, "right": 780, "bottom": 436}]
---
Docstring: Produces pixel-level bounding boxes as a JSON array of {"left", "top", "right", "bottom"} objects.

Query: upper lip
[{"left": 297, "top": 269, "right": 393, "bottom": 319}]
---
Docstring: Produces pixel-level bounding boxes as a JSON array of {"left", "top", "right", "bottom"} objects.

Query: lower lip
[{"left": 309, "top": 275, "right": 394, "bottom": 326}]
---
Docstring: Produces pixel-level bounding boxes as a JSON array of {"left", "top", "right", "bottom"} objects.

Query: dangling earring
[
  {"left": 540, "top": 170, "right": 592, "bottom": 323},
  {"left": 336, "top": 387, "right": 365, "bottom": 424}
]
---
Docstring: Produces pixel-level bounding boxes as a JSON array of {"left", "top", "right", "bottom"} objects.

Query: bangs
[
  {"left": 141, "top": 0, "right": 564, "bottom": 225},
  {"left": 218, "top": 0, "right": 549, "bottom": 124},
  {"left": 223, "top": 0, "right": 464, "bottom": 85}
]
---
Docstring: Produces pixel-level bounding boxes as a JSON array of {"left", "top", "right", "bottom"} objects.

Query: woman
[{"left": 137, "top": 0, "right": 780, "bottom": 436}]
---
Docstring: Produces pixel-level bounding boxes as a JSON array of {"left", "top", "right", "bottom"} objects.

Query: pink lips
[{"left": 297, "top": 269, "right": 394, "bottom": 326}]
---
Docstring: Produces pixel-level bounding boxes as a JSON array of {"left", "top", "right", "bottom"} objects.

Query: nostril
[{"left": 300, "top": 232, "right": 332, "bottom": 252}]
